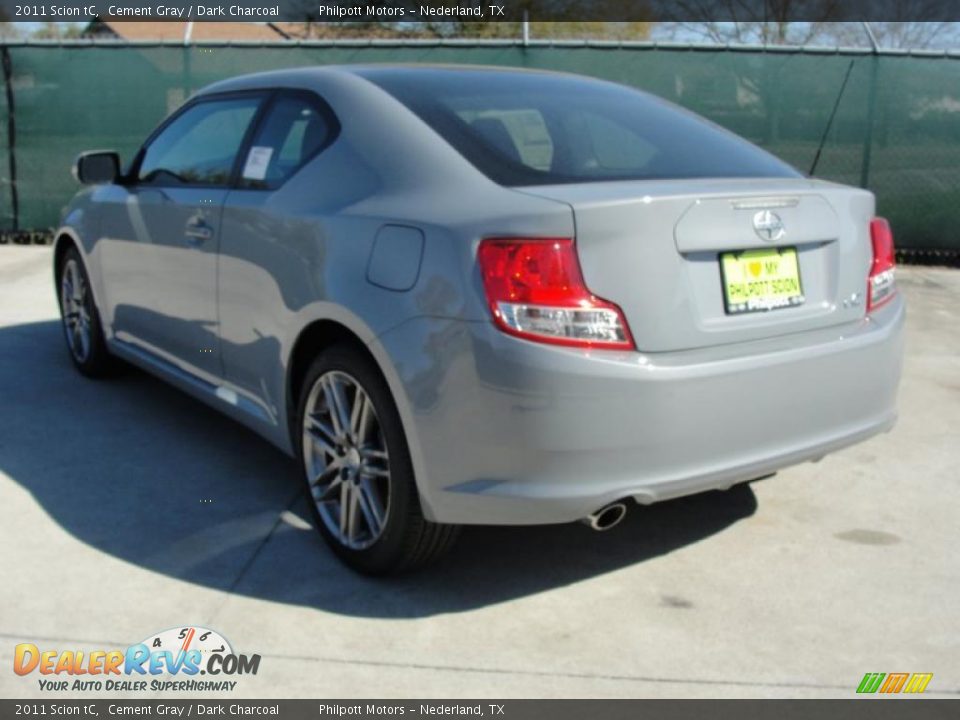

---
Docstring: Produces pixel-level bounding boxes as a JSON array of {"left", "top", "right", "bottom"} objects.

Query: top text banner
[{"left": 1, "top": 0, "right": 959, "bottom": 24}]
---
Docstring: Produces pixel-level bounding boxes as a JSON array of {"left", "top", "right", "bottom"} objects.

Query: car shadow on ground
[{"left": 0, "top": 320, "right": 758, "bottom": 617}]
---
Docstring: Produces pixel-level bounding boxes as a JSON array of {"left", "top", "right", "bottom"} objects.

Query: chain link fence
[{"left": 0, "top": 41, "right": 957, "bottom": 256}]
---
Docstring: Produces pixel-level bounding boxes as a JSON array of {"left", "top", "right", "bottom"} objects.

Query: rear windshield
[{"left": 359, "top": 68, "right": 800, "bottom": 186}]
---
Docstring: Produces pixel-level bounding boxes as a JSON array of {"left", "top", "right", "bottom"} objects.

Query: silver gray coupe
[{"left": 56, "top": 65, "right": 904, "bottom": 573}]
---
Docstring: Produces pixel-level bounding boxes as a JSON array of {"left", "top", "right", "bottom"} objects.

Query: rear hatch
[{"left": 519, "top": 177, "right": 875, "bottom": 353}]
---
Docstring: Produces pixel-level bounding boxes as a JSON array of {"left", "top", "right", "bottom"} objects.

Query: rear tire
[
  {"left": 57, "top": 246, "right": 115, "bottom": 378},
  {"left": 296, "top": 344, "right": 459, "bottom": 575}
]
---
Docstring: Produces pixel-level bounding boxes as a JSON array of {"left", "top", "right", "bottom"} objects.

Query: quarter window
[
  {"left": 138, "top": 97, "right": 261, "bottom": 187},
  {"left": 238, "top": 95, "right": 335, "bottom": 190}
]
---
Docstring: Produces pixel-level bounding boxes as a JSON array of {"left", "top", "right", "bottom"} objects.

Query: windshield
[{"left": 358, "top": 67, "right": 800, "bottom": 186}]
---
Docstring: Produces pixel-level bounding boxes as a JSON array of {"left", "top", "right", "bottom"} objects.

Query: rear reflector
[
  {"left": 868, "top": 217, "right": 897, "bottom": 312},
  {"left": 477, "top": 238, "right": 634, "bottom": 349}
]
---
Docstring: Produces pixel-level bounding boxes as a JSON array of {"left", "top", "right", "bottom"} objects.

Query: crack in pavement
[{"left": 202, "top": 489, "right": 305, "bottom": 628}]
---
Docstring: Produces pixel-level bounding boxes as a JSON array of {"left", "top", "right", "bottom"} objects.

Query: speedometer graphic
[{"left": 133, "top": 626, "right": 233, "bottom": 672}]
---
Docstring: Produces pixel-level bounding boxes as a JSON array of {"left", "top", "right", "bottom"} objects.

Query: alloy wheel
[
  {"left": 61, "top": 258, "right": 92, "bottom": 364},
  {"left": 302, "top": 370, "right": 391, "bottom": 550}
]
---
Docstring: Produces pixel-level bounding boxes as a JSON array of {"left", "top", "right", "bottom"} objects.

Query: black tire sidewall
[{"left": 296, "top": 345, "right": 422, "bottom": 574}]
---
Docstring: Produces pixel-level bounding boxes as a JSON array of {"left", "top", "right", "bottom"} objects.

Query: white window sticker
[{"left": 242, "top": 146, "right": 274, "bottom": 181}]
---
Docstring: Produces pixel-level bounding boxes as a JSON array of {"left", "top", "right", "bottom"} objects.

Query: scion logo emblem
[{"left": 753, "top": 210, "right": 786, "bottom": 242}]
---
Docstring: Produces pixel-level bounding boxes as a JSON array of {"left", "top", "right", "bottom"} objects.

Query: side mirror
[{"left": 73, "top": 151, "right": 121, "bottom": 185}]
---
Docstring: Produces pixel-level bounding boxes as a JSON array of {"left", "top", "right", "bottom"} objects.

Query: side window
[
  {"left": 138, "top": 97, "right": 261, "bottom": 187},
  {"left": 238, "top": 94, "right": 335, "bottom": 190}
]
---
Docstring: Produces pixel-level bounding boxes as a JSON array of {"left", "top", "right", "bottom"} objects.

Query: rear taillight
[
  {"left": 868, "top": 217, "right": 897, "bottom": 312},
  {"left": 477, "top": 237, "right": 634, "bottom": 350}
]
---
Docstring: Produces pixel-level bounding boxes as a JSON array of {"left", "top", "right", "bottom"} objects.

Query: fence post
[
  {"left": 859, "top": 54, "right": 880, "bottom": 190},
  {"left": 182, "top": 44, "right": 192, "bottom": 102},
  {"left": 860, "top": 24, "right": 880, "bottom": 190},
  {"left": 183, "top": 22, "right": 193, "bottom": 100},
  {"left": 1, "top": 47, "right": 19, "bottom": 232}
]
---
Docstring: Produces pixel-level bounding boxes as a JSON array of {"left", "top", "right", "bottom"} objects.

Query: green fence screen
[{"left": 0, "top": 42, "right": 958, "bottom": 250}]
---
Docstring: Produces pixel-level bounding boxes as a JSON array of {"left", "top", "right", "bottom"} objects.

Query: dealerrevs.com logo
[{"left": 14, "top": 626, "right": 261, "bottom": 693}]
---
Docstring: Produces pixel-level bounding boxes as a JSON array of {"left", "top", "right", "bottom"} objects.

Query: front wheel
[
  {"left": 57, "top": 246, "right": 114, "bottom": 377},
  {"left": 297, "top": 345, "right": 459, "bottom": 574}
]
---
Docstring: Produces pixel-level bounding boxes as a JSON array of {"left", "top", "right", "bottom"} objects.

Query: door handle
[{"left": 184, "top": 221, "right": 214, "bottom": 244}]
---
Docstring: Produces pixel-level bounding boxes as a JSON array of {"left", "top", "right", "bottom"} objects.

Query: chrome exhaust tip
[{"left": 582, "top": 502, "right": 627, "bottom": 532}]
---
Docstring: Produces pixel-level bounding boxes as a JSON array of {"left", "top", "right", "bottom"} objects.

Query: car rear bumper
[{"left": 373, "top": 296, "right": 905, "bottom": 525}]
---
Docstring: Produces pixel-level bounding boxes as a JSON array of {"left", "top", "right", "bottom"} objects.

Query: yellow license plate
[{"left": 720, "top": 247, "right": 804, "bottom": 314}]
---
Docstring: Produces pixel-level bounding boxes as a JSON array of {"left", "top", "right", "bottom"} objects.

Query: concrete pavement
[{"left": 1, "top": 246, "right": 957, "bottom": 698}]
